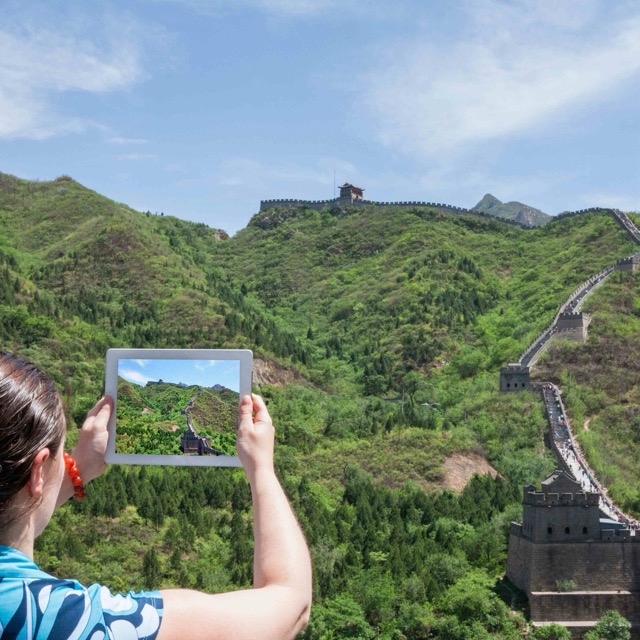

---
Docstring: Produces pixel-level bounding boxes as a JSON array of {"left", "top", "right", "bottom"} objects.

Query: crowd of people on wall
[{"left": 542, "top": 383, "right": 640, "bottom": 530}]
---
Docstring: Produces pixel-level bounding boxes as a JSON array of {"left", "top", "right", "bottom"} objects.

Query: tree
[
  {"left": 531, "top": 623, "right": 571, "bottom": 640},
  {"left": 584, "top": 611, "right": 631, "bottom": 640},
  {"left": 303, "top": 593, "right": 375, "bottom": 639},
  {"left": 142, "top": 548, "right": 162, "bottom": 590}
]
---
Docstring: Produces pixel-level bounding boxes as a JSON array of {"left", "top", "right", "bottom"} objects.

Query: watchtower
[
  {"left": 180, "top": 423, "right": 200, "bottom": 454},
  {"left": 520, "top": 470, "right": 601, "bottom": 542},
  {"left": 500, "top": 363, "right": 531, "bottom": 392},
  {"left": 338, "top": 183, "right": 364, "bottom": 203},
  {"left": 616, "top": 255, "right": 640, "bottom": 272},
  {"left": 555, "top": 312, "right": 590, "bottom": 343}
]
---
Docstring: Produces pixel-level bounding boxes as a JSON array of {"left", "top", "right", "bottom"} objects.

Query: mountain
[
  {"left": 472, "top": 193, "right": 551, "bottom": 227},
  {"left": 2, "top": 171, "right": 639, "bottom": 637}
]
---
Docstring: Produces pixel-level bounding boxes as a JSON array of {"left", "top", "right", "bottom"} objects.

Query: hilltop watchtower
[
  {"left": 339, "top": 183, "right": 364, "bottom": 203},
  {"left": 180, "top": 423, "right": 200, "bottom": 454},
  {"left": 500, "top": 363, "right": 531, "bottom": 392}
]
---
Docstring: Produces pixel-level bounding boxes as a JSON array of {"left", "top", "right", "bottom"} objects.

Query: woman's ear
[{"left": 28, "top": 448, "right": 51, "bottom": 498}]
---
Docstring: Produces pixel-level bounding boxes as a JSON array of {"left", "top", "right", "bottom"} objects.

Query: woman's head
[{"left": 0, "top": 352, "right": 66, "bottom": 528}]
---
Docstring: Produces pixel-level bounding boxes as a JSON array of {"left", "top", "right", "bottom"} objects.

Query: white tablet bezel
[{"left": 105, "top": 348, "right": 252, "bottom": 467}]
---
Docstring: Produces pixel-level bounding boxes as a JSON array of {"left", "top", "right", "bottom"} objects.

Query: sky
[
  {"left": 119, "top": 358, "right": 240, "bottom": 390},
  {"left": 1, "top": 0, "right": 639, "bottom": 235}
]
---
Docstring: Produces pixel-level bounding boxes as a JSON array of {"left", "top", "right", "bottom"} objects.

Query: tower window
[
  {"left": 547, "top": 527, "right": 553, "bottom": 535},
  {"left": 583, "top": 527, "right": 588, "bottom": 534},
  {"left": 565, "top": 527, "right": 571, "bottom": 535}
]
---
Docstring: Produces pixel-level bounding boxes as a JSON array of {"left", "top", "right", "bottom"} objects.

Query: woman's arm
[
  {"left": 158, "top": 394, "right": 312, "bottom": 640},
  {"left": 56, "top": 396, "right": 113, "bottom": 507}
]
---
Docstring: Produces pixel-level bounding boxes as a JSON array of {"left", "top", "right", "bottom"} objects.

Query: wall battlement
[{"left": 258, "top": 196, "right": 532, "bottom": 227}]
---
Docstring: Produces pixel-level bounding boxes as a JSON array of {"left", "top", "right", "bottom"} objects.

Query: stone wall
[
  {"left": 530, "top": 592, "right": 640, "bottom": 627},
  {"left": 507, "top": 533, "right": 640, "bottom": 594},
  {"left": 258, "top": 198, "right": 532, "bottom": 227}
]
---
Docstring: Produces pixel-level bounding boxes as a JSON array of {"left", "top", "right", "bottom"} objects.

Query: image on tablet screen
[{"left": 115, "top": 358, "right": 240, "bottom": 456}]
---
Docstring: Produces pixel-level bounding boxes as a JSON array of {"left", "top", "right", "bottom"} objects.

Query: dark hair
[{"left": 0, "top": 352, "right": 66, "bottom": 523}]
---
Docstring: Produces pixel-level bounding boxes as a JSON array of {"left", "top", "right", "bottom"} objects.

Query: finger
[
  {"left": 238, "top": 395, "right": 254, "bottom": 428},
  {"left": 81, "top": 399, "right": 113, "bottom": 436},
  {"left": 251, "top": 394, "right": 271, "bottom": 423},
  {"left": 85, "top": 395, "right": 113, "bottom": 419},
  {"left": 91, "top": 397, "right": 114, "bottom": 427}
]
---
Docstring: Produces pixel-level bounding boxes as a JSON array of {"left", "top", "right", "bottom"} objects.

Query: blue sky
[
  {"left": 119, "top": 358, "right": 240, "bottom": 390},
  {"left": 1, "top": 0, "right": 639, "bottom": 235}
]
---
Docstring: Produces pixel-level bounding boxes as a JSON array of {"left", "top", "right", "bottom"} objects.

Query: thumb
[{"left": 239, "top": 395, "right": 253, "bottom": 426}]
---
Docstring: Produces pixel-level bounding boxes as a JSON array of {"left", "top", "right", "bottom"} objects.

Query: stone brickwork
[
  {"left": 555, "top": 312, "right": 591, "bottom": 343},
  {"left": 508, "top": 527, "right": 640, "bottom": 593},
  {"left": 530, "top": 592, "right": 640, "bottom": 626},
  {"left": 499, "top": 363, "right": 531, "bottom": 392}
]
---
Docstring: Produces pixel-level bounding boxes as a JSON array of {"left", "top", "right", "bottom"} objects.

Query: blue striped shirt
[{"left": 0, "top": 546, "right": 163, "bottom": 639}]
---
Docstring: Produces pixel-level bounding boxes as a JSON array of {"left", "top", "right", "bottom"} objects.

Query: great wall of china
[
  {"left": 501, "top": 208, "right": 640, "bottom": 637},
  {"left": 266, "top": 190, "right": 640, "bottom": 527},
  {"left": 261, "top": 191, "right": 640, "bottom": 635},
  {"left": 259, "top": 186, "right": 634, "bottom": 230}
]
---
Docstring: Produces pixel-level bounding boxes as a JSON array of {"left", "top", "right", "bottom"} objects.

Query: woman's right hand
[{"left": 236, "top": 394, "right": 275, "bottom": 481}]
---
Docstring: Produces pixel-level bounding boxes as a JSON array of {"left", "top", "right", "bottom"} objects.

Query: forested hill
[{"left": 1, "top": 171, "right": 639, "bottom": 638}]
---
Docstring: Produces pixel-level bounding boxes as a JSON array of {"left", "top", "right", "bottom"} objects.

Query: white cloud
[
  {"left": 362, "top": 2, "right": 640, "bottom": 160},
  {"left": 195, "top": 360, "right": 218, "bottom": 371},
  {"left": 117, "top": 153, "right": 159, "bottom": 161},
  {"left": 108, "top": 137, "right": 149, "bottom": 145},
  {"left": 144, "top": 0, "right": 368, "bottom": 18},
  {"left": 0, "top": 7, "right": 147, "bottom": 139},
  {"left": 120, "top": 369, "right": 153, "bottom": 385}
]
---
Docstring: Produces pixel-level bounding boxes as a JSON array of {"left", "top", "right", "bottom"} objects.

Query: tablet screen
[{"left": 105, "top": 349, "right": 252, "bottom": 466}]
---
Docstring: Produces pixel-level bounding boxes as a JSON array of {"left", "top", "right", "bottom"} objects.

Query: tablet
[{"left": 104, "top": 348, "right": 252, "bottom": 466}]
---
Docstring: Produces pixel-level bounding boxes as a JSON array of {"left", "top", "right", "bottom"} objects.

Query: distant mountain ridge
[{"left": 472, "top": 193, "right": 551, "bottom": 227}]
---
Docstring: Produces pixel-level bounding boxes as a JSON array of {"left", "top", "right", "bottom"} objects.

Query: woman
[{"left": 0, "top": 351, "right": 312, "bottom": 639}]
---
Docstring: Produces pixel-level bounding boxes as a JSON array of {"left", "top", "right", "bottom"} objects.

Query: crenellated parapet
[{"left": 258, "top": 197, "right": 533, "bottom": 227}]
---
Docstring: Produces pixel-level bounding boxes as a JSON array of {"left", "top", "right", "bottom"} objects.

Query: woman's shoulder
[{"left": 0, "top": 546, "right": 163, "bottom": 640}]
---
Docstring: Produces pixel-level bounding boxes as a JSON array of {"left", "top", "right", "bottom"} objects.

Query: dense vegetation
[{"left": 1, "top": 171, "right": 639, "bottom": 637}]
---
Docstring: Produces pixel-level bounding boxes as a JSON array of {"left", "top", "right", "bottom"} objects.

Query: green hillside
[{"left": 1, "top": 171, "right": 638, "bottom": 638}]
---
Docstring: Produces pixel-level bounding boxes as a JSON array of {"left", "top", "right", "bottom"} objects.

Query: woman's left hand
[{"left": 71, "top": 396, "right": 114, "bottom": 484}]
